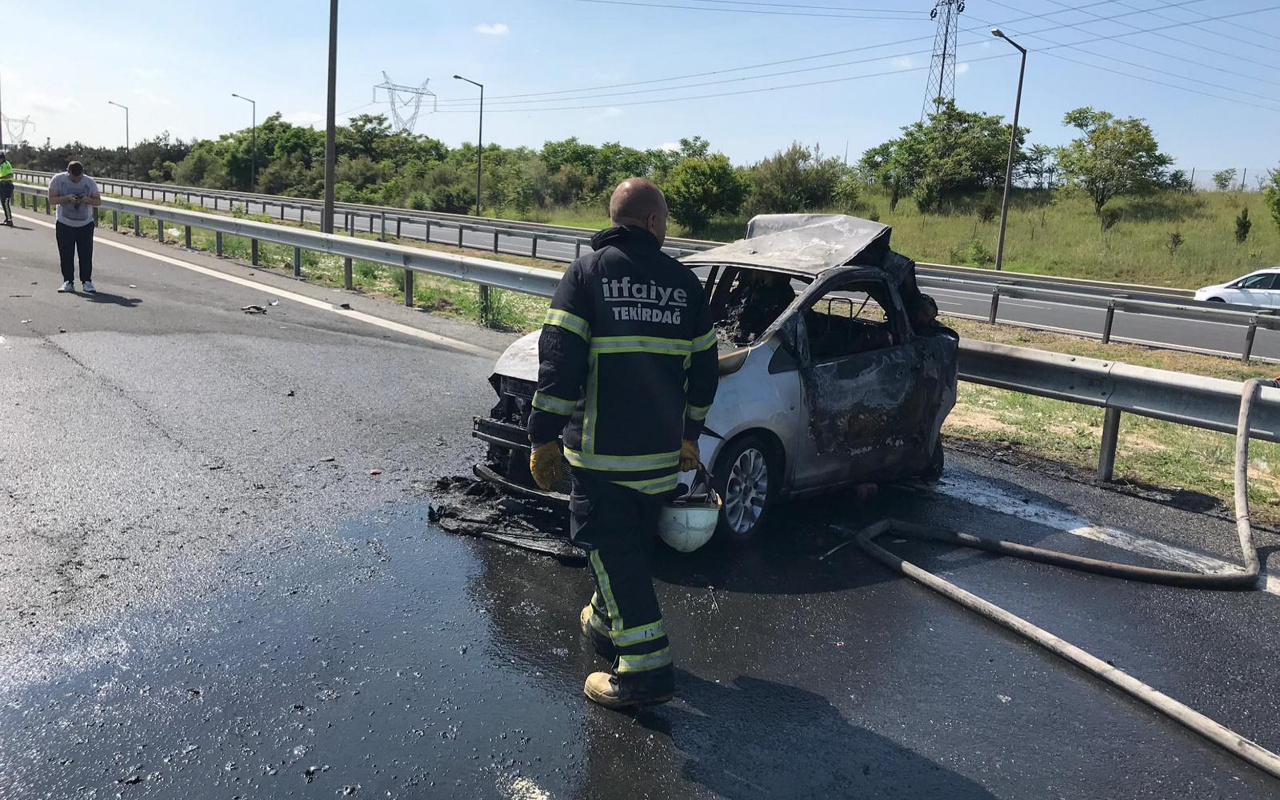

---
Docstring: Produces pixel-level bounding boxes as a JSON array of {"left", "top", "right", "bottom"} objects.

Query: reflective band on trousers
[
  {"left": 612, "top": 620, "right": 666, "bottom": 646},
  {"left": 686, "top": 403, "right": 710, "bottom": 422},
  {"left": 613, "top": 474, "right": 680, "bottom": 495},
  {"left": 588, "top": 551, "right": 623, "bottom": 631},
  {"left": 617, "top": 647, "right": 673, "bottom": 673},
  {"left": 532, "top": 391, "right": 577, "bottom": 416},
  {"left": 545, "top": 308, "right": 590, "bottom": 341}
]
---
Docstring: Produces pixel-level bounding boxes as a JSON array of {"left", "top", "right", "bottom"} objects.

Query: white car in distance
[{"left": 1194, "top": 268, "right": 1280, "bottom": 307}]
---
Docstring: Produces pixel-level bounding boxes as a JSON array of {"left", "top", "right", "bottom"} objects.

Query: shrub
[
  {"left": 1100, "top": 207, "right": 1122, "bottom": 233},
  {"left": 977, "top": 201, "right": 998, "bottom": 224},
  {"left": 967, "top": 240, "right": 995, "bottom": 266},
  {"left": 1235, "top": 207, "right": 1252, "bottom": 244},
  {"left": 1166, "top": 230, "right": 1184, "bottom": 254}
]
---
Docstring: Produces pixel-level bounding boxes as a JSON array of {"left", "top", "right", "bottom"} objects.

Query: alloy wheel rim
[{"left": 724, "top": 447, "right": 769, "bottom": 534}]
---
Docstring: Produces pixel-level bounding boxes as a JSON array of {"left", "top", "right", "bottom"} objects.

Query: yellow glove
[
  {"left": 679, "top": 439, "right": 701, "bottom": 472},
  {"left": 529, "top": 441, "right": 566, "bottom": 491}
]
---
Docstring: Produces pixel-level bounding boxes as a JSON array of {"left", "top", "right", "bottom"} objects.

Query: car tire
[
  {"left": 711, "top": 433, "right": 780, "bottom": 543},
  {"left": 916, "top": 438, "right": 945, "bottom": 482},
  {"left": 1208, "top": 297, "right": 1226, "bottom": 303}
]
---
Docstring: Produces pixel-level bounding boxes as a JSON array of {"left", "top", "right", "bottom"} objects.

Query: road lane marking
[
  {"left": 16, "top": 213, "right": 500, "bottom": 357},
  {"left": 932, "top": 472, "right": 1280, "bottom": 596}
]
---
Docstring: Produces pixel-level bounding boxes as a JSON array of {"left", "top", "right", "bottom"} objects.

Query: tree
[
  {"left": 857, "top": 100, "right": 1025, "bottom": 212},
  {"left": 1213, "top": 168, "right": 1238, "bottom": 192},
  {"left": 1264, "top": 168, "right": 1280, "bottom": 235},
  {"left": 1054, "top": 107, "right": 1173, "bottom": 214},
  {"left": 748, "top": 142, "right": 846, "bottom": 214},
  {"left": 663, "top": 153, "right": 747, "bottom": 234},
  {"left": 1020, "top": 144, "right": 1059, "bottom": 189}
]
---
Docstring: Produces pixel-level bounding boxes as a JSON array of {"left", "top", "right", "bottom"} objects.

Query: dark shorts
[{"left": 0, "top": 182, "right": 13, "bottom": 200}]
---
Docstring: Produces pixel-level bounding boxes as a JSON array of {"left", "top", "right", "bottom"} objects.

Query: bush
[
  {"left": 1166, "top": 230, "right": 1184, "bottom": 254},
  {"left": 1235, "top": 207, "right": 1252, "bottom": 244},
  {"left": 967, "top": 240, "right": 995, "bottom": 266},
  {"left": 1100, "top": 207, "right": 1122, "bottom": 233},
  {"left": 977, "top": 201, "right": 998, "bottom": 224}
]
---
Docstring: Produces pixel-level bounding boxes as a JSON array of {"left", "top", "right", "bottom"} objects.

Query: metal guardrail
[
  {"left": 14, "top": 183, "right": 1277, "bottom": 486},
  {"left": 9, "top": 170, "right": 1206, "bottom": 299}
]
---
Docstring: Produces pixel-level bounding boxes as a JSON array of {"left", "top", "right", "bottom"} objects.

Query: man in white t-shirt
[{"left": 47, "top": 161, "right": 102, "bottom": 294}]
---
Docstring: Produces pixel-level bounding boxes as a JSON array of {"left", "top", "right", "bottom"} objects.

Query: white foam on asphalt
[
  {"left": 934, "top": 473, "right": 1280, "bottom": 596},
  {"left": 16, "top": 213, "right": 500, "bottom": 358}
]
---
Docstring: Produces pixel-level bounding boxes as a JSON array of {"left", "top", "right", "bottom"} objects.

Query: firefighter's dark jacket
[{"left": 528, "top": 225, "right": 719, "bottom": 495}]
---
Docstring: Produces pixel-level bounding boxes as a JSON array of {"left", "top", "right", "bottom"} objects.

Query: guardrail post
[
  {"left": 531, "top": 237, "right": 539, "bottom": 260},
  {"left": 368, "top": 213, "right": 375, "bottom": 235},
  {"left": 251, "top": 239, "right": 259, "bottom": 266},
  {"left": 134, "top": 214, "right": 142, "bottom": 237},
  {"left": 493, "top": 230, "right": 500, "bottom": 253},
  {"left": 1102, "top": 299, "right": 1117, "bottom": 344},
  {"left": 379, "top": 212, "right": 387, "bottom": 242},
  {"left": 1098, "top": 407, "right": 1122, "bottom": 481},
  {"left": 19, "top": 193, "right": 25, "bottom": 209},
  {"left": 575, "top": 240, "right": 583, "bottom": 259},
  {"left": 396, "top": 219, "right": 402, "bottom": 239},
  {"left": 279, "top": 204, "right": 286, "bottom": 221},
  {"left": 987, "top": 286, "right": 1000, "bottom": 325},
  {"left": 216, "top": 231, "right": 223, "bottom": 256},
  {"left": 1243, "top": 317, "right": 1259, "bottom": 363},
  {"left": 185, "top": 225, "right": 192, "bottom": 249},
  {"left": 112, "top": 210, "right": 119, "bottom": 231},
  {"left": 346, "top": 214, "right": 354, "bottom": 237},
  {"left": 425, "top": 220, "right": 432, "bottom": 242},
  {"left": 458, "top": 226, "right": 464, "bottom": 248},
  {"left": 300, "top": 207, "right": 306, "bottom": 223},
  {"left": 344, "top": 258, "right": 353, "bottom": 290},
  {"left": 479, "top": 285, "right": 492, "bottom": 324},
  {"left": 157, "top": 222, "right": 164, "bottom": 243},
  {"left": 44, "top": 197, "right": 51, "bottom": 215},
  {"left": 404, "top": 269, "right": 414, "bottom": 307},
  {"left": 293, "top": 247, "right": 302, "bottom": 277}
]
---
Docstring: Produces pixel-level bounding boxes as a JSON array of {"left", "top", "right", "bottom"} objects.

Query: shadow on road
[
  {"left": 619, "top": 671, "right": 994, "bottom": 799},
  {"left": 84, "top": 292, "right": 143, "bottom": 308}
]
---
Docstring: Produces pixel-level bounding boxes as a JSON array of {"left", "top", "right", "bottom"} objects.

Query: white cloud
[
  {"left": 475, "top": 22, "right": 509, "bottom": 35},
  {"left": 283, "top": 111, "right": 325, "bottom": 128},
  {"left": 603, "top": 107, "right": 624, "bottom": 118},
  {"left": 24, "top": 93, "right": 78, "bottom": 114},
  {"left": 892, "top": 56, "right": 915, "bottom": 71},
  {"left": 132, "top": 67, "right": 164, "bottom": 81},
  {"left": 659, "top": 142, "right": 681, "bottom": 152},
  {"left": 956, "top": 62, "right": 971, "bottom": 75}
]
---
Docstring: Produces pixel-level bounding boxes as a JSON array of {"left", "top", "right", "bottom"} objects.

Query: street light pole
[
  {"left": 107, "top": 100, "right": 130, "bottom": 180},
  {"left": 322, "top": 0, "right": 339, "bottom": 235},
  {"left": 992, "top": 28, "right": 1026, "bottom": 273},
  {"left": 453, "top": 75, "right": 484, "bottom": 217},
  {"left": 231, "top": 93, "right": 257, "bottom": 190}
]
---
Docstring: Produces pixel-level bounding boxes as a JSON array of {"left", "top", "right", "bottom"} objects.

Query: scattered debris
[
  {"left": 320, "top": 457, "right": 336, "bottom": 463},
  {"left": 370, "top": 469, "right": 383, "bottom": 476},
  {"left": 129, "top": 284, "right": 137, "bottom": 289},
  {"left": 432, "top": 475, "right": 584, "bottom": 561},
  {"left": 20, "top": 319, "right": 29, "bottom": 324},
  {"left": 242, "top": 305, "right": 268, "bottom": 314},
  {"left": 58, "top": 328, "right": 66, "bottom": 334},
  {"left": 286, "top": 389, "right": 296, "bottom": 397},
  {"left": 270, "top": 299, "right": 280, "bottom": 306},
  {"left": 339, "top": 302, "right": 352, "bottom": 310}
]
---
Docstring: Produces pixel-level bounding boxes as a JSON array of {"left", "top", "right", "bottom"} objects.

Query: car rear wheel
[
  {"left": 712, "top": 434, "right": 779, "bottom": 543},
  {"left": 1207, "top": 297, "right": 1226, "bottom": 302}
]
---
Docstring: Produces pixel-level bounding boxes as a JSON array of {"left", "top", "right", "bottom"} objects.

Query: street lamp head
[
  {"left": 991, "top": 28, "right": 1005, "bottom": 38},
  {"left": 453, "top": 75, "right": 462, "bottom": 80}
]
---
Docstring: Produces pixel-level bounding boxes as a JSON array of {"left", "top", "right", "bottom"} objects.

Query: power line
[
  {"left": 438, "top": 0, "right": 1228, "bottom": 109},
  {"left": 1023, "top": 0, "right": 1280, "bottom": 79},
  {"left": 567, "top": 0, "right": 919, "bottom": 20},
  {"left": 1127, "top": 0, "right": 1280, "bottom": 47}
]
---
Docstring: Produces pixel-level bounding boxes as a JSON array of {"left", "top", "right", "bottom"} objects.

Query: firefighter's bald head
[{"left": 609, "top": 178, "right": 669, "bottom": 246}]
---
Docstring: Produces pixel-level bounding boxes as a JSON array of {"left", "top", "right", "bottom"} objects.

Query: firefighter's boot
[
  {"left": 580, "top": 604, "right": 616, "bottom": 661},
  {"left": 584, "top": 671, "right": 673, "bottom": 710}
]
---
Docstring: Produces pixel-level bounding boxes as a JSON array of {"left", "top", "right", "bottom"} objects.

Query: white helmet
[{"left": 658, "top": 468, "right": 722, "bottom": 553}]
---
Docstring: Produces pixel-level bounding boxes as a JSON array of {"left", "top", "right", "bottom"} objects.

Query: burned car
[{"left": 472, "top": 214, "right": 958, "bottom": 541}]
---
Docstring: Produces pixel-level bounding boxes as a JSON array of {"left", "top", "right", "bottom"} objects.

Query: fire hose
[{"left": 850, "top": 378, "right": 1280, "bottom": 780}]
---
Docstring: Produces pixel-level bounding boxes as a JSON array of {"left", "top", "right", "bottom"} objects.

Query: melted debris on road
[{"left": 430, "top": 476, "right": 585, "bottom": 562}]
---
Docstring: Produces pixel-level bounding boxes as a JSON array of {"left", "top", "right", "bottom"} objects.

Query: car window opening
[{"left": 804, "top": 279, "right": 897, "bottom": 361}]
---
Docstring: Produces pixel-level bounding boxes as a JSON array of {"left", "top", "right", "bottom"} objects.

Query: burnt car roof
[{"left": 680, "top": 214, "right": 892, "bottom": 277}]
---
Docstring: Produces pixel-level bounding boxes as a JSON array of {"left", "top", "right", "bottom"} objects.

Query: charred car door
[{"left": 777, "top": 268, "right": 935, "bottom": 492}]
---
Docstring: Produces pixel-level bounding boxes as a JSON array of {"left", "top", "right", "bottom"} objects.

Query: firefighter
[{"left": 526, "top": 177, "right": 718, "bottom": 709}]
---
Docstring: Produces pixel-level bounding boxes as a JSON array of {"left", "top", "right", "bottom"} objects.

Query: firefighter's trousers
[{"left": 569, "top": 467, "right": 675, "bottom": 699}]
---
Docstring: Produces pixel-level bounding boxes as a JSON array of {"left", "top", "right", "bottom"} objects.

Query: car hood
[
  {"left": 680, "top": 214, "right": 892, "bottom": 277},
  {"left": 492, "top": 331, "right": 541, "bottom": 383}
]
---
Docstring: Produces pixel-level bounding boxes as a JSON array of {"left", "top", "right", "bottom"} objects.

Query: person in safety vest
[
  {"left": 527, "top": 177, "right": 718, "bottom": 709},
  {"left": 0, "top": 152, "right": 14, "bottom": 226}
]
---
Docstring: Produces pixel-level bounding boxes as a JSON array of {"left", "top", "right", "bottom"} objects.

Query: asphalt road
[{"left": 4, "top": 209, "right": 1280, "bottom": 798}]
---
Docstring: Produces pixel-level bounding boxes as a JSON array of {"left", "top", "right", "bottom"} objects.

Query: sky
[{"left": 2, "top": 0, "right": 1278, "bottom": 182}]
